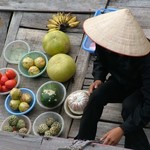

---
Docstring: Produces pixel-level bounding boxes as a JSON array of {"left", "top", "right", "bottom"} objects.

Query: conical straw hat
[{"left": 83, "top": 8, "right": 150, "bottom": 56}]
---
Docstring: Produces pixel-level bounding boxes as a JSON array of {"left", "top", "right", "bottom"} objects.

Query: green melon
[{"left": 41, "top": 84, "right": 60, "bottom": 107}]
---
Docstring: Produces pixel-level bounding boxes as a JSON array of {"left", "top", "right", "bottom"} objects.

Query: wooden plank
[
  {"left": 0, "top": 12, "right": 12, "bottom": 56},
  {"left": 41, "top": 135, "right": 129, "bottom": 150},
  {"left": 0, "top": 12, "right": 23, "bottom": 124},
  {"left": 0, "top": 12, "right": 23, "bottom": 68},
  {"left": 41, "top": 136, "right": 73, "bottom": 150},
  {"left": 0, "top": 131, "right": 129, "bottom": 150},
  {"left": 0, "top": 132, "right": 42, "bottom": 150},
  {"left": 143, "top": 29, "right": 150, "bottom": 39},
  {"left": 109, "top": 0, "right": 150, "bottom": 8},
  {"left": 0, "top": 0, "right": 106, "bottom": 12},
  {"left": 130, "top": 8, "right": 150, "bottom": 28},
  {"left": 0, "top": 95, "right": 10, "bottom": 124},
  {"left": 101, "top": 104, "right": 122, "bottom": 123}
]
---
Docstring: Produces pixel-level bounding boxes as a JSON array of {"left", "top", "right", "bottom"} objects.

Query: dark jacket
[{"left": 93, "top": 44, "right": 150, "bottom": 134}]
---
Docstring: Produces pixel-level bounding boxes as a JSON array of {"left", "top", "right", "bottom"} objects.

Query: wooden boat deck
[{"left": 0, "top": 0, "right": 150, "bottom": 149}]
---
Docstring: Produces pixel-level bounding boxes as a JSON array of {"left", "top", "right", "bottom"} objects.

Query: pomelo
[
  {"left": 46, "top": 54, "right": 76, "bottom": 82},
  {"left": 42, "top": 30, "right": 71, "bottom": 56}
]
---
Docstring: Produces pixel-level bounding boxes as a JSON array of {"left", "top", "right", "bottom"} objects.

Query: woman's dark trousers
[{"left": 75, "top": 79, "right": 150, "bottom": 150}]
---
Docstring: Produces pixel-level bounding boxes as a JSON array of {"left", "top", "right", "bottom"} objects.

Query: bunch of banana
[{"left": 47, "top": 12, "right": 80, "bottom": 32}]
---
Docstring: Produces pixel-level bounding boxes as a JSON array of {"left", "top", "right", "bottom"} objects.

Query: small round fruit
[
  {"left": 1, "top": 85, "right": 9, "bottom": 92},
  {"left": 20, "top": 93, "right": 32, "bottom": 103},
  {"left": 0, "top": 72, "right": 2, "bottom": 79},
  {"left": 9, "top": 99, "right": 20, "bottom": 110},
  {"left": 0, "top": 74, "right": 8, "bottom": 85},
  {"left": 3, "top": 125, "right": 13, "bottom": 132},
  {"left": 5, "top": 69, "right": 16, "bottom": 79},
  {"left": 19, "top": 102, "right": 30, "bottom": 112},
  {"left": 10, "top": 88, "right": 22, "bottom": 100},
  {"left": 28, "top": 66, "right": 40, "bottom": 76},
  {"left": 34, "top": 57, "right": 46, "bottom": 69},
  {"left": 22, "top": 57, "right": 34, "bottom": 69},
  {"left": 5, "top": 79, "right": 17, "bottom": 89},
  {"left": 19, "top": 127, "right": 28, "bottom": 134}
]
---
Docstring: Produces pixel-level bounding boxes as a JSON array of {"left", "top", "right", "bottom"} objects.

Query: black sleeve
[
  {"left": 120, "top": 55, "right": 150, "bottom": 134},
  {"left": 92, "top": 45, "right": 108, "bottom": 82}
]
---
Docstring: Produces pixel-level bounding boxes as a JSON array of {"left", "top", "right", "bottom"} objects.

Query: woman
[{"left": 75, "top": 9, "right": 150, "bottom": 150}]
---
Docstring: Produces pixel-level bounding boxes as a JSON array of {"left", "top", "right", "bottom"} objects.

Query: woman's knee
[
  {"left": 121, "top": 91, "right": 142, "bottom": 120},
  {"left": 88, "top": 88, "right": 108, "bottom": 107}
]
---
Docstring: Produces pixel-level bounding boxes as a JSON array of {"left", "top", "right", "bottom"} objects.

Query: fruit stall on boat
[{"left": 0, "top": 0, "right": 150, "bottom": 149}]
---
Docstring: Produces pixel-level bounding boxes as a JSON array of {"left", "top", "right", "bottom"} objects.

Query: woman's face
[{"left": 96, "top": 44, "right": 125, "bottom": 57}]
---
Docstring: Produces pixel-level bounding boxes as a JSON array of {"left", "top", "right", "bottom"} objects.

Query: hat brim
[{"left": 83, "top": 9, "right": 150, "bottom": 56}]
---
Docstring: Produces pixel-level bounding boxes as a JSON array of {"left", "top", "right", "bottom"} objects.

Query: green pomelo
[
  {"left": 42, "top": 30, "right": 71, "bottom": 56},
  {"left": 46, "top": 54, "right": 76, "bottom": 82}
]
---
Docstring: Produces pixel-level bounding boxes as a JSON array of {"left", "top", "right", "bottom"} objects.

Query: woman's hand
[
  {"left": 100, "top": 127, "right": 124, "bottom": 146},
  {"left": 88, "top": 80, "right": 103, "bottom": 94}
]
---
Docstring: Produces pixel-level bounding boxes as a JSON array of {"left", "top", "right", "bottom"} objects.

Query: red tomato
[
  {"left": 0, "top": 74, "right": 8, "bottom": 85},
  {"left": 5, "top": 79, "right": 17, "bottom": 89},
  {"left": 0, "top": 72, "right": 2, "bottom": 79},
  {"left": 1, "top": 85, "right": 9, "bottom": 92},
  {"left": 5, "top": 69, "right": 16, "bottom": 79},
  {"left": 0, "top": 85, "right": 2, "bottom": 92}
]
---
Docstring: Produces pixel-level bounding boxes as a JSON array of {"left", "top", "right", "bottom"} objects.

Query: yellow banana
[
  {"left": 48, "top": 19, "right": 59, "bottom": 26},
  {"left": 47, "top": 23, "right": 58, "bottom": 29},
  {"left": 69, "top": 21, "right": 80, "bottom": 28},
  {"left": 67, "top": 16, "right": 77, "bottom": 24},
  {"left": 61, "top": 14, "right": 67, "bottom": 24},
  {"left": 64, "top": 13, "right": 72, "bottom": 22},
  {"left": 52, "top": 14, "right": 61, "bottom": 24},
  {"left": 56, "top": 12, "right": 64, "bottom": 23}
]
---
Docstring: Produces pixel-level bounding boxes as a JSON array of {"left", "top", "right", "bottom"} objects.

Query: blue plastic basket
[{"left": 82, "top": 8, "right": 117, "bottom": 53}]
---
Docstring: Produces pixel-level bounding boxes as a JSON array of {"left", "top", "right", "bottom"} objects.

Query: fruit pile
[
  {"left": 0, "top": 69, "right": 17, "bottom": 92},
  {"left": 22, "top": 56, "right": 46, "bottom": 76},
  {"left": 9, "top": 88, "right": 32, "bottom": 112},
  {"left": 2, "top": 115, "right": 29, "bottom": 134},
  {"left": 37, "top": 116, "right": 61, "bottom": 136}
]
